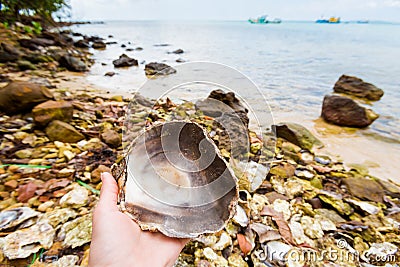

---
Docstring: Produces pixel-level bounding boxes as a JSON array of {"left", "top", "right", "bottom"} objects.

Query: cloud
[{"left": 384, "top": 0, "right": 400, "bottom": 7}]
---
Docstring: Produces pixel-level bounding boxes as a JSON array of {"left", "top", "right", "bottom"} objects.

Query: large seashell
[{"left": 112, "top": 121, "right": 238, "bottom": 238}]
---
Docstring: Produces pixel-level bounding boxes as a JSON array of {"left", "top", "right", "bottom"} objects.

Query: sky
[{"left": 69, "top": 0, "right": 400, "bottom": 22}]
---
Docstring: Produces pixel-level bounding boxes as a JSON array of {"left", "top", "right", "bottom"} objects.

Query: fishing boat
[
  {"left": 316, "top": 17, "right": 341, "bottom": 24},
  {"left": 248, "top": 15, "right": 282, "bottom": 24}
]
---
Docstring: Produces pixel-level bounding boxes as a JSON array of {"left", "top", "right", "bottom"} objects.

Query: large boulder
[
  {"left": 333, "top": 75, "right": 384, "bottom": 101},
  {"left": 321, "top": 95, "right": 379, "bottom": 128},
  {"left": 144, "top": 62, "right": 176, "bottom": 76},
  {"left": 0, "top": 82, "right": 54, "bottom": 114},
  {"left": 59, "top": 55, "right": 88, "bottom": 72},
  {"left": 272, "top": 122, "right": 323, "bottom": 151},
  {"left": 45, "top": 120, "right": 85, "bottom": 143},
  {"left": 32, "top": 100, "right": 74, "bottom": 126},
  {"left": 112, "top": 54, "right": 138, "bottom": 68}
]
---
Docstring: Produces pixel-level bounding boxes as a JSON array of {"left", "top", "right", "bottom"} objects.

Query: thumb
[{"left": 98, "top": 172, "right": 119, "bottom": 211}]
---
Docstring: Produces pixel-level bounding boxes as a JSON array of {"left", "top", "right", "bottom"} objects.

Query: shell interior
[{"left": 115, "top": 121, "right": 238, "bottom": 238}]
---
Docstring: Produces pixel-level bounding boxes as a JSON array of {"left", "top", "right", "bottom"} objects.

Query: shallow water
[{"left": 71, "top": 21, "right": 400, "bottom": 181}]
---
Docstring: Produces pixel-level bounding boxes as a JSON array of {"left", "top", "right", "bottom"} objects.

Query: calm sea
[{"left": 71, "top": 21, "right": 400, "bottom": 149}]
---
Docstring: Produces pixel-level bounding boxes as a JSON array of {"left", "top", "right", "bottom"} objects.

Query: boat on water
[
  {"left": 248, "top": 15, "right": 282, "bottom": 24},
  {"left": 316, "top": 17, "right": 341, "bottom": 24}
]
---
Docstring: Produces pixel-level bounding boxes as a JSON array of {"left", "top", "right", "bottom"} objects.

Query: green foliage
[
  {"left": 31, "top": 21, "right": 42, "bottom": 34},
  {"left": 23, "top": 25, "right": 33, "bottom": 34},
  {"left": 3, "top": 22, "right": 9, "bottom": 29},
  {"left": 1, "top": 0, "right": 69, "bottom": 21}
]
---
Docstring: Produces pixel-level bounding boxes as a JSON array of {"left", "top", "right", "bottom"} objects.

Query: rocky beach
[{"left": 0, "top": 20, "right": 399, "bottom": 267}]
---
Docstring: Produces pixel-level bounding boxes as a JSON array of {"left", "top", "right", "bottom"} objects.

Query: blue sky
[{"left": 70, "top": 0, "right": 400, "bottom": 22}]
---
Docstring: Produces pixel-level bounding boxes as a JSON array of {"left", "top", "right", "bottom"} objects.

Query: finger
[{"left": 98, "top": 172, "right": 119, "bottom": 211}]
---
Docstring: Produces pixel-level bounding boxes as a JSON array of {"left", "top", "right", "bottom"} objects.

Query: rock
[
  {"left": 58, "top": 214, "right": 92, "bottom": 248},
  {"left": 32, "top": 100, "right": 74, "bottom": 126},
  {"left": 18, "top": 38, "right": 55, "bottom": 50},
  {"left": 196, "top": 89, "right": 249, "bottom": 127},
  {"left": 91, "top": 165, "right": 111, "bottom": 183},
  {"left": 343, "top": 177, "right": 385, "bottom": 203},
  {"left": 35, "top": 255, "right": 79, "bottom": 267},
  {"left": 4, "top": 180, "right": 18, "bottom": 189},
  {"left": 74, "top": 39, "right": 90, "bottom": 48},
  {"left": 321, "top": 95, "right": 379, "bottom": 127},
  {"left": 0, "top": 81, "right": 54, "bottom": 114},
  {"left": 168, "top": 48, "right": 184, "bottom": 54},
  {"left": 40, "top": 31, "right": 73, "bottom": 47},
  {"left": 17, "top": 60, "right": 37, "bottom": 70},
  {"left": 92, "top": 41, "right": 106, "bottom": 49},
  {"left": 86, "top": 36, "right": 104, "bottom": 42},
  {"left": 15, "top": 149, "right": 33, "bottom": 159},
  {"left": 0, "top": 43, "right": 21, "bottom": 62},
  {"left": 0, "top": 207, "right": 39, "bottom": 231},
  {"left": 144, "top": 62, "right": 176, "bottom": 76},
  {"left": 377, "top": 180, "right": 400, "bottom": 198},
  {"left": 59, "top": 55, "right": 88, "bottom": 72},
  {"left": 59, "top": 185, "right": 89, "bottom": 208},
  {"left": 272, "top": 122, "right": 323, "bottom": 151},
  {"left": 110, "top": 95, "right": 123, "bottom": 102},
  {"left": 333, "top": 75, "right": 384, "bottom": 101},
  {"left": 300, "top": 216, "right": 324, "bottom": 239},
  {"left": 176, "top": 58, "right": 186, "bottom": 63},
  {"left": 101, "top": 129, "right": 121, "bottom": 148},
  {"left": 104, "top": 71, "right": 116, "bottom": 77},
  {"left": 38, "top": 208, "right": 77, "bottom": 227},
  {"left": 17, "top": 182, "right": 38, "bottom": 202},
  {"left": 112, "top": 54, "right": 138, "bottom": 67},
  {"left": 0, "top": 221, "right": 55, "bottom": 259},
  {"left": 37, "top": 201, "right": 55, "bottom": 212},
  {"left": 237, "top": 161, "right": 269, "bottom": 192},
  {"left": 45, "top": 120, "right": 85, "bottom": 143}
]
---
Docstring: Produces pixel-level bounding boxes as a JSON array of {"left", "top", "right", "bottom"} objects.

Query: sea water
[{"left": 71, "top": 20, "right": 400, "bottom": 181}]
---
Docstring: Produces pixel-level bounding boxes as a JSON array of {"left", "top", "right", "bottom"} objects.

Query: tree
[{"left": 1, "top": 0, "right": 69, "bottom": 22}]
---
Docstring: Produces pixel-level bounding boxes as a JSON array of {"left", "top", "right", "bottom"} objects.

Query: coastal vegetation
[{"left": 0, "top": 0, "right": 69, "bottom": 25}]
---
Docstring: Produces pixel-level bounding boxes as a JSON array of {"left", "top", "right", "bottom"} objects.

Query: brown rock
[
  {"left": 196, "top": 89, "right": 249, "bottom": 126},
  {"left": 321, "top": 95, "right": 379, "bottom": 128},
  {"left": 272, "top": 122, "right": 323, "bottom": 151},
  {"left": 334, "top": 75, "right": 384, "bottom": 101},
  {"left": 112, "top": 54, "right": 138, "bottom": 68},
  {"left": 265, "top": 192, "right": 289, "bottom": 203},
  {"left": 4, "top": 180, "right": 18, "bottom": 189},
  {"left": 45, "top": 120, "right": 85, "bottom": 143},
  {"left": 17, "top": 182, "right": 38, "bottom": 203},
  {"left": 100, "top": 129, "right": 121, "bottom": 148},
  {"left": 343, "top": 177, "right": 385, "bottom": 203},
  {"left": 144, "top": 62, "right": 176, "bottom": 76},
  {"left": 0, "top": 82, "right": 54, "bottom": 114},
  {"left": 32, "top": 100, "right": 74, "bottom": 126},
  {"left": 91, "top": 165, "right": 111, "bottom": 183}
]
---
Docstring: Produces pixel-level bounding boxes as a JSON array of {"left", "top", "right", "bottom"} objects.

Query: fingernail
[{"left": 100, "top": 172, "right": 105, "bottom": 182}]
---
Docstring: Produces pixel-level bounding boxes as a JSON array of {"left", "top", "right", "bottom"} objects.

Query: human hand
[{"left": 89, "top": 172, "right": 189, "bottom": 267}]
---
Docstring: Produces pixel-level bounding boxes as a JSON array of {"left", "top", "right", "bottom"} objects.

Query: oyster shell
[{"left": 112, "top": 121, "right": 238, "bottom": 238}]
